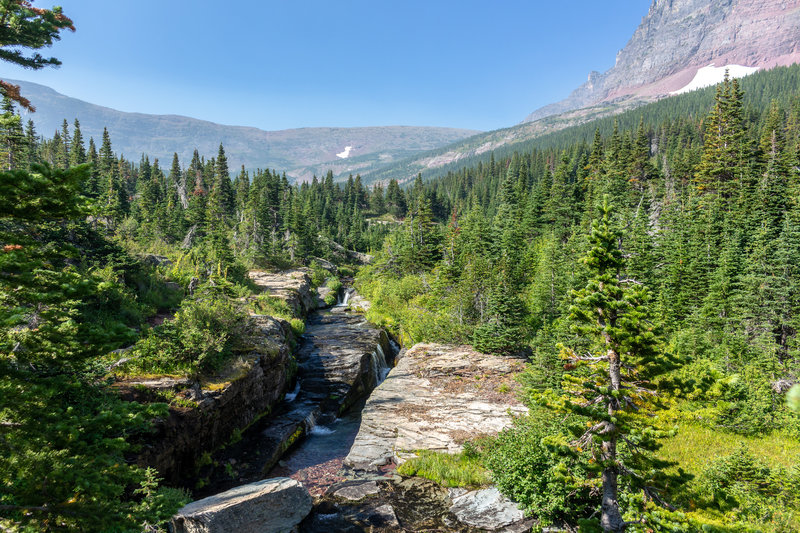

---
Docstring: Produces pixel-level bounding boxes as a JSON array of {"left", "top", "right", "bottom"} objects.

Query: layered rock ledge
[
  {"left": 345, "top": 343, "right": 528, "bottom": 471},
  {"left": 118, "top": 314, "right": 295, "bottom": 486}
]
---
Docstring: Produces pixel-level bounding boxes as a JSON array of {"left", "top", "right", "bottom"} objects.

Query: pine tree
[
  {"left": 58, "top": 118, "right": 70, "bottom": 168},
  {"left": 69, "top": 118, "right": 86, "bottom": 166},
  {"left": 536, "top": 197, "right": 681, "bottom": 531},
  {"left": 0, "top": 96, "right": 26, "bottom": 169},
  {"left": 24, "top": 119, "right": 38, "bottom": 169},
  {"left": 695, "top": 72, "right": 748, "bottom": 201}
]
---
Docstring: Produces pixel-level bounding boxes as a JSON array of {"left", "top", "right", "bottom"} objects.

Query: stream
[{"left": 197, "top": 290, "right": 397, "bottom": 498}]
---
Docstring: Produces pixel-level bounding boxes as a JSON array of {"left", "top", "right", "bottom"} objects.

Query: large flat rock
[
  {"left": 249, "top": 269, "right": 316, "bottom": 316},
  {"left": 172, "top": 477, "right": 312, "bottom": 533},
  {"left": 345, "top": 343, "right": 527, "bottom": 471}
]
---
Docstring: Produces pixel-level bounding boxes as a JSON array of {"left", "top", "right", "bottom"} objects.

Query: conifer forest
[{"left": 2, "top": 2, "right": 800, "bottom": 532}]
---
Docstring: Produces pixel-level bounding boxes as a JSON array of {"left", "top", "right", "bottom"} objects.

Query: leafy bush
[
  {"left": 483, "top": 413, "right": 593, "bottom": 525},
  {"left": 289, "top": 318, "right": 305, "bottom": 336},
  {"left": 122, "top": 294, "right": 247, "bottom": 376}
]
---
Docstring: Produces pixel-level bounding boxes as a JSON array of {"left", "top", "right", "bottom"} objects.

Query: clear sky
[{"left": 0, "top": 0, "right": 652, "bottom": 132}]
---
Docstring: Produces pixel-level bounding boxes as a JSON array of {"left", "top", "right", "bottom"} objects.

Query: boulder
[
  {"left": 310, "top": 257, "right": 338, "bottom": 273},
  {"left": 449, "top": 487, "right": 527, "bottom": 531},
  {"left": 332, "top": 481, "right": 380, "bottom": 502},
  {"left": 249, "top": 269, "right": 316, "bottom": 317},
  {"left": 345, "top": 343, "right": 527, "bottom": 471},
  {"left": 140, "top": 254, "right": 173, "bottom": 267},
  {"left": 172, "top": 477, "right": 312, "bottom": 533},
  {"left": 315, "top": 285, "right": 335, "bottom": 309}
]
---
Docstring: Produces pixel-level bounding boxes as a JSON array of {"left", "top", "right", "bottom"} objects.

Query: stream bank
[{"left": 194, "top": 291, "right": 397, "bottom": 497}]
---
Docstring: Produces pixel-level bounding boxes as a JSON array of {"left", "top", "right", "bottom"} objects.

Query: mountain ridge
[
  {"left": 5, "top": 78, "right": 480, "bottom": 181},
  {"left": 523, "top": 0, "right": 800, "bottom": 122}
]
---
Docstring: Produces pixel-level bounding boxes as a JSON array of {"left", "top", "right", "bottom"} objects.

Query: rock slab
[
  {"left": 449, "top": 487, "right": 526, "bottom": 531},
  {"left": 172, "top": 477, "right": 312, "bottom": 533},
  {"left": 345, "top": 343, "right": 527, "bottom": 471}
]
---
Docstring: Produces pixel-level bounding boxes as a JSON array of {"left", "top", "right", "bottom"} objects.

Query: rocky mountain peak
[{"left": 524, "top": 0, "right": 800, "bottom": 122}]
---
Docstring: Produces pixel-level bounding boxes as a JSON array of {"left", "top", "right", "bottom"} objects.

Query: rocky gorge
[{"left": 122, "top": 267, "right": 535, "bottom": 532}]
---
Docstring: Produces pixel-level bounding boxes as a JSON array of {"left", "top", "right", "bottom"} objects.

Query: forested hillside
[
  {"left": 355, "top": 68, "right": 800, "bottom": 530},
  {"left": 361, "top": 64, "right": 800, "bottom": 186},
  {"left": 0, "top": 94, "right": 409, "bottom": 529}
]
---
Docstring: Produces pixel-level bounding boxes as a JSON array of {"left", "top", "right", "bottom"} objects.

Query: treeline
[
  {"left": 362, "top": 73, "right": 800, "bottom": 435},
  {"left": 0, "top": 105, "right": 432, "bottom": 275}
]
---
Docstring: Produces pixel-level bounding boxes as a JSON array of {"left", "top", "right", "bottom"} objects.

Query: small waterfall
[
  {"left": 368, "top": 343, "right": 391, "bottom": 385},
  {"left": 302, "top": 409, "right": 336, "bottom": 436},
  {"left": 303, "top": 410, "right": 318, "bottom": 433},
  {"left": 284, "top": 381, "right": 301, "bottom": 402},
  {"left": 336, "top": 288, "right": 354, "bottom": 307}
]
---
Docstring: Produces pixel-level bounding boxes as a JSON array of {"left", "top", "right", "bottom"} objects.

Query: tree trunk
[
  {"left": 602, "top": 349, "right": 624, "bottom": 531},
  {"left": 601, "top": 436, "right": 625, "bottom": 532}
]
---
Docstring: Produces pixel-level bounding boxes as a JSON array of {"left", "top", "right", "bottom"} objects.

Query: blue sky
[{"left": 0, "top": 0, "right": 651, "bottom": 132}]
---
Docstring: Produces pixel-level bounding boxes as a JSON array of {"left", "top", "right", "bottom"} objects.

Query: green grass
[
  {"left": 659, "top": 423, "right": 800, "bottom": 476},
  {"left": 397, "top": 450, "right": 490, "bottom": 488},
  {"left": 659, "top": 423, "right": 800, "bottom": 532},
  {"left": 249, "top": 293, "right": 296, "bottom": 320}
]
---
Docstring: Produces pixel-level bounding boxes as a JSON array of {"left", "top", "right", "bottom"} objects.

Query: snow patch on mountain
[
  {"left": 336, "top": 146, "right": 353, "bottom": 159},
  {"left": 671, "top": 64, "right": 759, "bottom": 95}
]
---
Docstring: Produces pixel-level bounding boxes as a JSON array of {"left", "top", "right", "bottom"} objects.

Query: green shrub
[
  {"left": 326, "top": 278, "right": 343, "bottom": 294},
  {"left": 249, "top": 293, "right": 295, "bottom": 320},
  {"left": 122, "top": 294, "right": 247, "bottom": 376},
  {"left": 289, "top": 318, "right": 305, "bottom": 336},
  {"left": 483, "top": 413, "right": 593, "bottom": 525},
  {"left": 694, "top": 446, "right": 800, "bottom": 529},
  {"left": 309, "top": 260, "right": 328, "bottom": 287}
]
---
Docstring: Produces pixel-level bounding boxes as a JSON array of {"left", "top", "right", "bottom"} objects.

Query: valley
[{"left": 3, "top": 1, "right": 800, "bottom": 532}]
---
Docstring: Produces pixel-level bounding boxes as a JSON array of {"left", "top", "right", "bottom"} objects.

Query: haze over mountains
[
  {"left": 8, "top": 79, "right": 479, "bottom": 182},
  {"left": 7, "top": 0, "right": 800, "bottom": 186}
]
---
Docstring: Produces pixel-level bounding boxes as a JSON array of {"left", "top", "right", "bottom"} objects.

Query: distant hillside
[
  {"left": 358, "top": 96, "right": 652, "bottom": 185},
  {"left": 360, "top": 63, "right": 800, "bottom": 186},
  {"left": 7, "top": 79, "right": 479, "bottom": 181}
]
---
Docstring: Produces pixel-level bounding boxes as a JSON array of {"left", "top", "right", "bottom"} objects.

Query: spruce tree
[
  {"left": 536, "top": 197, "right": 680, "bottom": 531},
  {"left": 0, "top": 96, "right": 25, "bottom": 170},
  {"left": 69, "top": 118, "right": 86, "bottom": 166}
]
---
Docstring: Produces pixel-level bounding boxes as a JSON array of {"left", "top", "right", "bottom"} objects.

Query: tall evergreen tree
[{"left": 536, "top": 198, "right": 681, "bottom": 531}]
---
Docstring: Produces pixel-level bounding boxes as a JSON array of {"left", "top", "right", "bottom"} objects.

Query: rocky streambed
[
  {"left": 167, "top": 269, "right": 533, "bottom": 532},
  {"left": 195, "top": 301, "right": 396, "bottom": 497}
]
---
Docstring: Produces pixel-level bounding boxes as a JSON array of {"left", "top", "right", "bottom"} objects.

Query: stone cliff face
[{"left": 524, "top": 0, "right": 800, "bottom": 122}]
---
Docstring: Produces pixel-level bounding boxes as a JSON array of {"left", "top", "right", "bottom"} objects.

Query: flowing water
[{"left": 196, "top": 294, "right": 395, "bottom": 498}]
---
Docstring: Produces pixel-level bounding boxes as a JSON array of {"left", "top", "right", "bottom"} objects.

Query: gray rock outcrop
[
  {"left": 524, "top": 0, "right": 800, "bottom": 122},
  {"left": 345, "top": 343, "right": 527, "bottom": 471},
  {"left": 172, "top": 477, "right": 312, "bottom": 533},
  {"left": 449, "top": 487, "right": 529, "bottom": 531},
  {"left": 118, "top": 314, "right": 295, "bottom": 485},
  {"left": 249, "top": 269, "right": 317, "bottom": 317}
]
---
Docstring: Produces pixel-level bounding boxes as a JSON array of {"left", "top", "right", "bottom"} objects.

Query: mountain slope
[
  {"left": 361, "top": 62, "right": 800, "bottom": 186},
  {"left": 523, "top": 0, "right": 800, "bottom": 122},
  {"left": 8, "top": 79, "right": 479, "bottom": 181}
]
